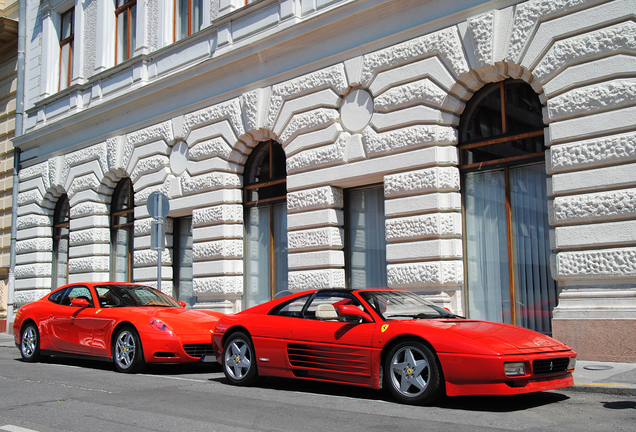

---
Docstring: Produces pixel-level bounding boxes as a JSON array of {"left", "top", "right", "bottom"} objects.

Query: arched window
[
  {"left": 243, "top": 140, "right": 288, "bottom": 308},
  {"left": 52, "top": 195, "right": 70, "bottom": 288},
  {"left": 459, "top": 79, "right": 557, "bottom": 334},
  {"left": 110, "top": 178, "right": 134, "bottom": 282}
]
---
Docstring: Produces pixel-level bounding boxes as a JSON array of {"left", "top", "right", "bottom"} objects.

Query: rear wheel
[
  {"left": 20, "top": 323, "right": 41, "bottom": 362},
  {"left": 385, "top": 340, "right": 443, "bottom": 405},
  {"left": 113, "top": 326, "right": 145, "bottom": 373},
  {"left": 223, "top": 331, "right": 258, "bottom": 386}
]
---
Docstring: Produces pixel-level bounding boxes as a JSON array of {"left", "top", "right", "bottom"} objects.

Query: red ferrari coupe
[
  {"left": 213, "top": 289, "right": 577, "bottom": 405},
  {"left": 14, "top": 282, "right": 223, "bottom": 373}
]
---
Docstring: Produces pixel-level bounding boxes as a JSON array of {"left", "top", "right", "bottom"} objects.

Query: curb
[{"left": 567, "top": 384, "right": 636, "bottom": 397}]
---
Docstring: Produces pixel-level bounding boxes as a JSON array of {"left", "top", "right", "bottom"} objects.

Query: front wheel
[
  {"left": 113, "top": 326, "right": 145, "bottom": 373},
  {"left": 385, "top": 340, "right": 443, "bottom": 405},
  {"left": 222, "top": 332, "right": 258, "bottom": 386},
  {"left": 20, "top": 323, "right": 41, "bottom": 362}
]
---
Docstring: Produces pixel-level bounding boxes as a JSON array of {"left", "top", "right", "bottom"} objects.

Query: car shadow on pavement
[
  {"left": 602, "top": 401, "right": 636, "bottom": 410},
  {"left": 210, "top": 375, "right": 387, "bottom": 402},
  {"left": 435, "top": 391, "right": 570, "bottom": 412},
  {"left": 209, "top": 375, "right": 569, "bottom": 411},
  {"left": 13, "top": 354, "right": 223, "bottom": 375}
]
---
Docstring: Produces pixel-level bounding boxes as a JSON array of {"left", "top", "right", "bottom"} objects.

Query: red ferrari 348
[
  {"left": 213, "top": 289, "right": 576, "bottom": 405},
  {"left": 14, "top": 282, "right": 223, "bottom": 372}
]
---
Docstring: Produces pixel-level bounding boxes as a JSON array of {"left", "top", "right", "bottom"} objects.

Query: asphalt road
[{"left": 0, "top": 345, "right": 634, "bottom": 432}]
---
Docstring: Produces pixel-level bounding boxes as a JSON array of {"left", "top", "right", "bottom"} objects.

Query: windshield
[
  {"left": 95, "top": 284, "right": 179, "bottom": 308},
  {"left": 359, "top": 290, "right": 459, "bottom": 320}
]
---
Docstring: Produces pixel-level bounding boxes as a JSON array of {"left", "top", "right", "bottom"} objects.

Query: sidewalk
[{"left": 1, "top": 331, "right": 634, "bottom": 396}]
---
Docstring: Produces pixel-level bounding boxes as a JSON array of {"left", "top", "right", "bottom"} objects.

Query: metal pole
[
  {"left": 7, "top": 0, "right": 27, "bottom": 334},
  {"left": 156, "top": 216, "right": 163, "bottom": 292}
]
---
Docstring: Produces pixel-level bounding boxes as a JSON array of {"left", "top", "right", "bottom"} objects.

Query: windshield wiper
[{"left": 386, "top": 313, "right": 461, "bottom": 320}]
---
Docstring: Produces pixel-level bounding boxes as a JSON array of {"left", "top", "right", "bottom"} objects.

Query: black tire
[
  {"left": 20, "top": 323, "right": 41, "bottom": 362},
  {"left": 222, "top": 331, "right": 258, "bottom": 386},
  {"left": 384, "top": 340, "right": 443, "bottom": 405},
  {"left": 112, "top": 326, "right": 145, "bottom": 373}
]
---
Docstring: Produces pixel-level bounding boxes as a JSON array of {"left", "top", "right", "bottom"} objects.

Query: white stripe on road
[{"left": 1, "top": 426, "right": 41, "bottom": 432}]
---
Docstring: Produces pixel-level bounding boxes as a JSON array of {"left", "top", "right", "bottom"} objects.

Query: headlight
[
  {"left": 149, "top": 318, "right": 173, "bottom": 334},
  {"left": 567, "top": 357, "right": 576, "bottom": 371},
  {"left": 504, "top": 361, "right": 526, "bottom": 377}
]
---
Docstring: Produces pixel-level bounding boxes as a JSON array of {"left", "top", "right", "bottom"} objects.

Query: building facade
[
  {"left": 0, "top": 0, "right": 18, "bottom": 333},
  {"left": 11, "top": 0, "right": 636, "bottom": 361}
]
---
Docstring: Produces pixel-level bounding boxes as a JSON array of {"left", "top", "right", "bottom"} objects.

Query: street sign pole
[{"left": 147, "top": 192, "right": 169, "bottom": 292}]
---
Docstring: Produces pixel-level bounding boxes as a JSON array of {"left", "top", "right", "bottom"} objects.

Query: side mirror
[
  {"left": 178, "top": 301, "right": 187, "bottom": 308},
  {"left": 71, "top": 298, "right": 90, "bottom": 307},
  {"left": 338, "top": 305, "right": 373, "bottom": 323}
]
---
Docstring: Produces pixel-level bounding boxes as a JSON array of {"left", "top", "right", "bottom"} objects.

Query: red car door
[
  {"left": 283, "top": 292, "right": 375, "bottom": 386},
  {"left": 47, "top": 285, "right": 95, "bottom": 354}
]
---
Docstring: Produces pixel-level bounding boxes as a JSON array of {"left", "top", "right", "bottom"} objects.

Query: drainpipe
[{"left": 7, "top": 0, "right": 27, "bottom": 334}]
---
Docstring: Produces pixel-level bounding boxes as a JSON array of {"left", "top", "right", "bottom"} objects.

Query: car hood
[
  {"left": 441, "top": 320, "right": 565, "bottom": 350},
  {"left": 128, "top": 308, "right": 221, "bottom": 334}
]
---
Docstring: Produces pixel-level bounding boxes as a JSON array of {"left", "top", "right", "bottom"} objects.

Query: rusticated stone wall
[{"left": 14, "top": 0, "right": 636, "bottom": 358}]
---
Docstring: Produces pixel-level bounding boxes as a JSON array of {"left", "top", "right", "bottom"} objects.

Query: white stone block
[
  {"left": 287, "top": 209, "right": 344, "bottom": 231},
  {"left": 385, "top": 193, "right": 462, "bottom": 217},
  {"left": 554, "top": 220, "right": 636, "bottom": 250},
  {"left": 553, "top": 188, "right": 636, "bottom": 225},
  {"left": 287, "top": 227, "right": 344, "bottom": 252},
  {"left": 17, "top": 227, "right": 52, "bottom": 242},
  {"left": 288, "top": 250, "right": 345, "bottom": 270},
  {"left": 193, "top": 239, "right": 243, "bottom": 261},
  {"left": 15, "top": 263, "right": 52, "bottom": 279},
  {"left": 69, "top": 244, "right": 111, "bottom": 258},
  {"left": 544, "top": 54, "right": 636, "bottom": 98},
  {"left": 369, "top": 56, "right": 457, "bottom": 96},
  {"left": 551, "top": 163, "right": 636, "bottom": 196},
  {"left": 387, "top": 260, "right": 463, "bottom": 288},
  {"left": 288, "top": 268, "right": 345, "bottom": 291},
  {"left": 386, "top": 213, "right": 462, "bottom": 241},
  {"left": 533, "top": 20, "right": 636, "bottom": 84},
  {"left": 70, "top": 215, "right": 110, "bottom": 230},
  {"left": 193, "top": 224, "right": 243, "bottom": 241},
  {"left": 70, "top": 227, "right": 110, "bottom": 246},
  {"left": 384, "top": 166, "right": 460, "bottom": 198},
  {"left": 134, "top": 266, "right": 174, "bottom": 281},
  {"left": 279, "top": 108, "right": 340, "bottom": 146},
  {"left": 69, "top": 256, "right": 110, "bottom": 273},
  {"left": 363, "top": 125, "right": 457, "bottom": 157},
  {"left": 387, "top": 239, "right": 463, "bottom": 262},
  {"left": 361, "top": 27, "right": 469, "bottom": 86},
  {"left": 548, "top": 131, "right": 636, "bottom": 174},
  {"left": 287, "top": 132, "right": 348, "bottom": 174},
  {"left": 274, "top": 90, "right": 340, "bottom": 138},
  {"left": 15, "top": 252, "right": 51, "bottom": 265},
  {"left": 285, "top": 123, "right": 343, "bottom": 157},
  {"left": 134, "top": 249, "right": 172, "bottom": 267},
  {"left": 287, "top": 186, "right": 343, "bottom": 213},
  {"left": 547, "top": 79, "right": 636, "bottom": 122},
  {"left": 555, "top": 246, "right": 636, "bottom": 280},
  {"left": 193, "top": 260, "right": 243, "bottom": 277},
  {"left": 191, "top": 204, "right": 243, "bottom": 227},
  {"left": 15, "top": 237, "right": 53, "bottom": 254},
  {"left": 193, "top": 275, "right": 243, "bottom": 295},
  {"left": 548, "top": 102, "right": 636, "bottom": 146},
  {"left": 521, "top": 0, "right": 630, "bottom": 71},
  {"left": 16, "top": 215, "right": 51, "bottom": 230},
  {"left": 14, "top": 288, "right": 50, "bottom": 304}
]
